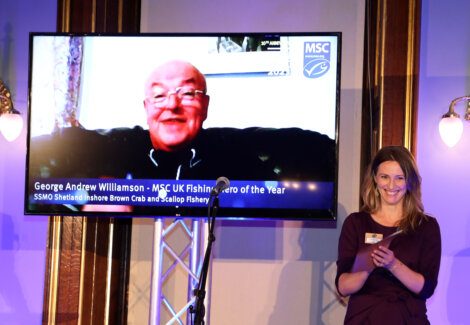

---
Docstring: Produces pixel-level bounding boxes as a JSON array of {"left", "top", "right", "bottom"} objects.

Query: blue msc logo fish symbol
[{"left": 303, "top": 42, "right": 331, "bottom": 78}]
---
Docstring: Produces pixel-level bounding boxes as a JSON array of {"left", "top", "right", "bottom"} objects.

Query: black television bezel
[{"left": 24, "top": 31, "right": 342, "bottom": 221}]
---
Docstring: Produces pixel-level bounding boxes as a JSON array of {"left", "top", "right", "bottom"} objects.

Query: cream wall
[
  {"left": 417, "top": 0, "right": 470, "bottom": 323},
  {"left": 130, "top": 0, "right": 365, "bottom": 324}
]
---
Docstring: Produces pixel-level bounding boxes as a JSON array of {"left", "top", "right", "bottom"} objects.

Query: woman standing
[{"left": 336, "top": 146, "right": 441, "bottom": 324}]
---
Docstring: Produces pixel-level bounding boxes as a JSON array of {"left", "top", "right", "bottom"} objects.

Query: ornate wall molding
[
  {"left": 361, "top": 0, "right": 421, "bottom": 174},
  {"left": 42, "top": 1, "right": 140, "bottom": 324}
]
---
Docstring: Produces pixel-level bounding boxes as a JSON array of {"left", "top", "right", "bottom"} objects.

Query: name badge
[{"left": 365, "top": 232, "right": 383, "bottom": 244}]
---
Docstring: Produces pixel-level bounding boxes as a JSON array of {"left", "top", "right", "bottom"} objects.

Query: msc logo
[{"left": 303, "top": 41, "right": 331, "bottom": 78}]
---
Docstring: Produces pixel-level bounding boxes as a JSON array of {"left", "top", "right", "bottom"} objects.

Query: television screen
[{"left": 25, "top": 32, "right": 341, "bottom": 220}]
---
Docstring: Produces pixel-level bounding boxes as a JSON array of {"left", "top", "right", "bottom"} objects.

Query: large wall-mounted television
[{"left": 25, "top": 32, "right": 341, "bottom": 220}]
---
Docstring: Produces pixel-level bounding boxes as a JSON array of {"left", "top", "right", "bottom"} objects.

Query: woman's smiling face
[{"left": 374, "top": 160, "right": 407, "bottom": 207}]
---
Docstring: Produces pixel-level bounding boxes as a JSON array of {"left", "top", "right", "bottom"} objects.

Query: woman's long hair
[{"left": 361, "top": 146, "right": 426, "bottom": 232}]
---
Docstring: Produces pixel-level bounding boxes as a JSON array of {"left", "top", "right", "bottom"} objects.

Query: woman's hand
[
  {"left": 371, "top": 245, "right": 425, "bottom": 294},
  {"left": 371, "top": 245, "right": 396, "bottom": 269}
]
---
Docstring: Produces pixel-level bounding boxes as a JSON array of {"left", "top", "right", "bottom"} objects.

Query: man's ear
[
  {"left": 202, "top": 95, "right": 210, "bottom": 120},
  {"left": 143, "top": 100, "right": 150, "bottom": 114}
]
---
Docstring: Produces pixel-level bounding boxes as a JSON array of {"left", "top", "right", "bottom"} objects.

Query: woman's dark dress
[{"left": 336, "top": 212, "right": 441, "bottom": 324}]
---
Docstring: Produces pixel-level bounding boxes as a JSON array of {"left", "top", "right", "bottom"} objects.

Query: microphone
[{"left": 211, "top": 177, "right": 230, "bottom": 196}]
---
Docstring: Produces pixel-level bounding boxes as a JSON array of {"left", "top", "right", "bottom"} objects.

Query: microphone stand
[{"left": 191, "top": 194, "right": 219, "bottom": 325}]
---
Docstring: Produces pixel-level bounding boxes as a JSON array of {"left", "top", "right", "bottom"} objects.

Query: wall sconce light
[
  {"left": 438, "top": 95, "right": 470, "bottom": 147},
  {"left": 0, "top": 79, "right": 24, "bottom": 142}
]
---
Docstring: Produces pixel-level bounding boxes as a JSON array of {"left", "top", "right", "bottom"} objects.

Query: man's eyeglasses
[{"left": 147, "top": 86, "right": 206, "bottom": 106}]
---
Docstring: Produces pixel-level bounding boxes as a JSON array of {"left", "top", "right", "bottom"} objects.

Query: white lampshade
[
  {"left": 0, "top": 112, "right": 24, "bottom": 142},
  {"left": 438, "top": 115, "right": 463, "bottom": 147}
]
